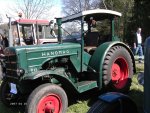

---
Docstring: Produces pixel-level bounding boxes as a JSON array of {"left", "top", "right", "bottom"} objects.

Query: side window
[
  {"left": 19, "top": 24, "right": 34, "bottom": 45},
  {"left": 12, "top": 25, "right": 19, "bottom": 45},
  {"left": 45, "top": 25, "right": 56, "bottom": 39},
  {"left": 38, "top": 25, "right": 43, "bottom": 39}
]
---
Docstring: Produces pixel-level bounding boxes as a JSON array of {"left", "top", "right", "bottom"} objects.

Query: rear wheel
[
  {"left": 26, "top": 83, "right": 68, "bottom": 113},
  {"left": 102, "top": 46, "right": 133, "bottom": 92}
]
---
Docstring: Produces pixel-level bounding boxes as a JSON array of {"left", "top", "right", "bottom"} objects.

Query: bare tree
[
  {"left": 10, "top": 0, "right": 54, "bottom": 19},
  {"left": 62, "top": 0, "right": 101, "bottom": 16},
  {"left": 100, "top": 0, "right": 107, "bottom": 9}
]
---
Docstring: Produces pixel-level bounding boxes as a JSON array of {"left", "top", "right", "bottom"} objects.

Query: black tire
[
  {"left": 26, "top": 83, "right": 68, "bottom": 113},
  {"left": 88, "top": 100, "right": 120, "bottom": 113},
  {"left": 102, "top": 46, "right": 133, "bottom": 92},
  {"left": 0, "top": 80, "right": 18, "bottom": 106},
  {"left": 88, "top": 99, "right": 138, "bottom": 113}
]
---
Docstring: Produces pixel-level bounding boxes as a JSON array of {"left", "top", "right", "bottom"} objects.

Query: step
[{"left": 75, "top": 80, "right": 97, "bottom": 93}]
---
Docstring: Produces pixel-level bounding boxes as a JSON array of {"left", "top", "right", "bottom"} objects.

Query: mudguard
[
  {"left": 22, "top": 68, "right": 66, "bottom": 80},
  {"left": 22, "top": 68, "right": 78, "bottom": 92},
  {"left": 88, "top": 41, "right": 135, "bottom": 89}
]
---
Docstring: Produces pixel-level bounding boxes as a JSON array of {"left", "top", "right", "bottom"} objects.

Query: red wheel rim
[
  {"left": 111, "top": 57, "right": 129, "bottom": 89},
  {"left": 37, "top": 94, "right": 62, "bottom": 113}
]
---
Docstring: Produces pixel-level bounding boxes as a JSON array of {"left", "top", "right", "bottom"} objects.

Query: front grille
[{"left": 5, "top": 55, "right": 18, "bottom": 77}]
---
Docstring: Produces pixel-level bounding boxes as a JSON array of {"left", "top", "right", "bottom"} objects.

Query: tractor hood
[
  {"left": 4, "top": 43, "right": 81, "bottom": 56},
  {"left": 4, "top": 43, "right": 81, "bottom": 74}
]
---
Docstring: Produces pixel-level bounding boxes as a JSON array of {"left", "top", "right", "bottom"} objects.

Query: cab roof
[
  {"left": 62, "top": 9, "right": 122, "bottom": 23},
  {"left": 11, "top": 19, "right": 50, "bottom": 25}
]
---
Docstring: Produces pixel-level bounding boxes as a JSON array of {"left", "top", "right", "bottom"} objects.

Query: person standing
[
  {"left": 1, "top": 35, "right": 9, "bottom": 48},
  {"left": 134, "top": 27, "right": 143, "bottom": 63}
]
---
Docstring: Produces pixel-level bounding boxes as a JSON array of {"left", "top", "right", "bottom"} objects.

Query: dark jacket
[{"left": 1, "top": 37, "right": 9, "bottom": 48}]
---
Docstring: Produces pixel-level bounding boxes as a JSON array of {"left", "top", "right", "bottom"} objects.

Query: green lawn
[{"left": 0, "top": 62, "right": 144, "bottom": 113}]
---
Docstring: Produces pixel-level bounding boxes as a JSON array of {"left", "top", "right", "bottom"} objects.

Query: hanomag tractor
[{"left": 0, "top": 9, "right": 135, "bottom": 113}]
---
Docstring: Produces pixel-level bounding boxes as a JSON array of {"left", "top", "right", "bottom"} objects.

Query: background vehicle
[
  {"left": 11, "top": 19, "right": 57, "bottom": 46},
  {"left": 0, "top": 19, "right": 58, "bottom": 79},
  {"left": 63, "top": 31, "right": 81, "bottom": 43},
  {"left": 0, "top": 9, "right": 135, "bottom": 113}
]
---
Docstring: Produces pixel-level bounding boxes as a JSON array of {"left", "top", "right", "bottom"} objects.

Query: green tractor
[
  {"left": 0, "top": 9, "right": 135, "bottom": 113},
  {"left": 0, "top": 18, "right": 57, "bottom": 80}
]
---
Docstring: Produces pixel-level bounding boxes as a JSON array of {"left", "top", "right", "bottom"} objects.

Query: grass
[{"left": 0, "top": 62, "right": 144, "bottom": 113}]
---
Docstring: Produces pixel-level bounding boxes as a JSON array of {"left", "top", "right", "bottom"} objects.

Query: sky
[{"left": 0, "top": 0, "right": 62, "bottom": 23}]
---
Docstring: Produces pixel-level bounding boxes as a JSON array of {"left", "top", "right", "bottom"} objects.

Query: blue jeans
[{"left": 135, "top": 44, "right": 143, "bottom": 60}]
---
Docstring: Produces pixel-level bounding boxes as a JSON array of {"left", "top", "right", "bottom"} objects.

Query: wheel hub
[
  {"left": 44, "top": 101, "right": 55, "bottom": 113},
  {"left": 112, "top": 63, "right": 120, "bottom": 79},
  {"left": 37, "top": 94, "right": 62, "bottom": 113},
  {"left": 111, "top": 57, "right": 129, "bottom": 89}
]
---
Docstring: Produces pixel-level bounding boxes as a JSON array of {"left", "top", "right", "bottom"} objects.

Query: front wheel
[
  {"left": 26, "top": 83, "right": 68, "bottom": 113},
  {"left": 102, "top": 46, "right": 133, "bottom": 92}
]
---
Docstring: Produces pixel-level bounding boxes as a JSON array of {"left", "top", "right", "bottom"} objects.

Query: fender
[
  {"left": 22, "top": 68, "right": 79, "bottom": 92},
  {"left": 88, "top": 41, "right": 136, "bottom": 89}
]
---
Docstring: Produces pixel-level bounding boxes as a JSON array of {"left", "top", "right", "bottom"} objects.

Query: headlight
[{"left": 17, "top": 68, "right": 25, "bottom": 76}]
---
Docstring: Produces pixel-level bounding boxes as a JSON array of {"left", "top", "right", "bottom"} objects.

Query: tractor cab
[
  {"left": 61, "top": 9, "right": 121, "bottom": 55},
  {"left": 11, "top": 19, "right": 57, "bottom": 46}
]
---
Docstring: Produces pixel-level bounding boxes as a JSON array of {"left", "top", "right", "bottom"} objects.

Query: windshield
[
  {"left": 61, "top": 18, "right": 112, "bottom": 43},
  {"left": 62, "top": 21, "right": 85, "bottom": 42}
]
